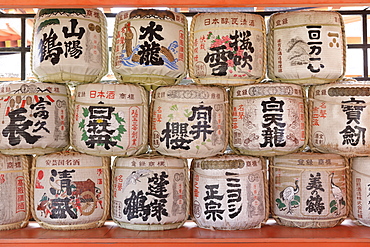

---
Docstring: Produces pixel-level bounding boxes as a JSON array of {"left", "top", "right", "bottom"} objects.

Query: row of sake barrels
[
  {"left": 31, "top": 8, "right": 346, "bottom": 88},
  {"left": 3, "top": 151, "right": 370, "bottom": 231},
  {"left": 3, "top": 80, "right": 370, "bottom": 158}
]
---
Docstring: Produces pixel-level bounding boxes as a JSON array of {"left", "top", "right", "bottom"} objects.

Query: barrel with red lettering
[
  {"left": 231, "top": 82, "right": 306, "bottom": 156},
  {"left": 189, "top": 12, "right": 266, "bottom": 86},
  {"left": 31, "top": 151, "right": 110, "bottom": 230},
  {"left": 32, "top": 8, "right": 108, "bottom": 83},
  {"left": 0, "top": 81, "right": 69, "bottom": 155},
  {"left": 191, "top": 155, "right": 267, "bottom": 230},
  {"left": 150, "top": 84, "right": 228, "bottom": 159},
  {"left": 112, "top": 154, "right": 189, "bottom": 230},
  {"left": 72, "top": 83, "right": 148, "bottom": 156},
  {"left": 0, "top": 154, "right": 31, "bottom": 230},
  {"left": 112, "top": 9, "right": 187, "bottom": 90},
  {"left": 267, "top": 11, "right": 346, "bottom": 85},
  {"left": 309, "top": 80, "right": 370, "bottom": 156},
  {"left": 271, "top": 152, "right": 348, "bottom": 228}
]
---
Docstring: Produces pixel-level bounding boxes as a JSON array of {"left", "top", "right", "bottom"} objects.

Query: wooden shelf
[
  {"left": 0, "top": 0, "right": 368, "bottom": 8},
  {"left": 0, "top": 220, "right": 369, "bottom": 246}
]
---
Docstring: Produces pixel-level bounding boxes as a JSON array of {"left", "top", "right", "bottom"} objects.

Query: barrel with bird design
[
  {"left": 267, "top": 11, "right": 346, "bottom": 85},
  {"left": 191, "top": 155, "right": 267, "bottom": 230},
  {"left": 112, "top": 154, "right": 189, "bottom": 230},
  {"left": 230, "top": 82, "right": 306, "bottom": 156},
  {"left": 271, "top": 152, "right": 348, "bottom": 228},
  {"left": 351, "top": 156, "right": 370, "bottom": 227}
]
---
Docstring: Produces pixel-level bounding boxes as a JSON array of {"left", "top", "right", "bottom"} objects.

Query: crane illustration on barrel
[
  {"left": 280, "top": 179, "right": 300, "bottom": 214},
  {"left": 329, "top": 172, "right": 344, "bottom": 215}
]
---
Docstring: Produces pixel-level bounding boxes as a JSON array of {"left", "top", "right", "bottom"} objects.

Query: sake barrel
[
  {"left": 352, "top": 157, "right": 370, "bottom": 227},
  {"left": 0, "top": 154, "right": 31, "bottom": 230},
  {"left": 189, "top": 12, "right": 266, "bottom": 86},
  {"left": 309, "top": 81, "right": 370, "bottom": 156},
  {"left": 112, "top": 154, "right": 189, "bottom": 230},
  {"left": 0, "top": 81, "right": 69, "bottom": 155},
  {"left": 150, "top": 85, "right": 228, "bottom": 158},
  {"left": 271, "top": 152, "right": 348, "bottom": 228},
  {"left": 31, "top": 151, "right": 110, "bottom": 230},
  {"left": 72, "top": 83, "right": 148, "bottom": 156},
  {"left": 112, "top": 9, "right": 188, "bottom": 90},
  {"left": 267, "top": 11, "right": 346, "bottom": 85},
  {"left": 231, "top": 82, "right": 306, "bottom": 156},
  {"left": 32, "top": 8, "right": 108, "bottom": 83},
  {"left": 191, "top": 155, "right": 267, "bottom": 230}
]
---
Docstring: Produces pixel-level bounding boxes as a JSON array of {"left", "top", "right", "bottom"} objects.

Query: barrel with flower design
[
  {"left": 112, "top": 154, "right": 189, "bottom": 230},
  {"left": 150, "top": 85, "right": 228, "bottom": 159},
  {"left": 271, "top": 152, "right": 348, "bottom": 228},
  {"left": 189, "top": 12, "right": 266, "bottom": 86},
  {"left": 0, "top": 81, "right": 69, "bottom": 155},
  {"left": 72, "top": 83, "right": 148, "bottom": 156},
  {"left": 191, "top": 155, "right": 267, "bottom": 230},
  {"left": 32, "top": 8, "right": 108, "bottom": 83},
  {"left": 112, "top": 9, "right": 187, "bottom": 90},
  {"left": 31, "top": 151, "right": 110, "bottom": 230}
]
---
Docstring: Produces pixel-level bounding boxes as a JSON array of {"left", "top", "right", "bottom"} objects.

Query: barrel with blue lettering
[
  {"left": 112, "top": 154, "right": 189, "bottom": 230},
  {"left": 267, "top": 11, "right": 346, "bottom": 85},
  {"left": 31, "top": 151, "right": 110, "bottom": 230},
  {"left": 32, "top": 8, "right": 108, "bottom": 83},
  {"left": 271, "top": 152, "right": 348, "bottom": 228}
]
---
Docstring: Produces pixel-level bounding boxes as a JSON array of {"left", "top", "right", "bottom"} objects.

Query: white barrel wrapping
[
  {"left": 0, "top": 81, "right": 69, "bottom": 155},
  {"left": 189, "top": 12, "right": 266, "bottom": 86},
  {"left": 72, "top": 83, "right": 148, "bottom": 156},
  {"left": 0, "top": 154, "right": 30, "bottom": 230},
  {"left": 271, "top": 152, "right": 348, "bottom": 228},
  {"left": 112, "top": 155, "right": 189, "bottom": 230},
  {"left": 309, "top": 81, "right": 370, "bottom": 156},
  {"left": 231, "top": 83, "right": 305, "bottom": 156},
  {"left": 150, "top": 85, "right": 228, "bottom": 159},
  {"left": 352, "top": 157, "right": 370, "bottom": 227},
  {"left": 32, "top": 8, "right": 108, "bottom": 83},
  {"left": 112, "top": 9, "right": 187, "bottom": 90},
  {"left": 267, "top": 11, "right": 345, "bottom": 85},
  {"left": 32, "top": 151, "right": 110, "bottom": 230},
  {"left": 191, "top": 155, "right": 266, "bottom": 230}
]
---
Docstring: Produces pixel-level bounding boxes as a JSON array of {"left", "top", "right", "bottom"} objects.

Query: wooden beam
[{"left": 0, "top": 0, "right": 368, "bottom": 8}]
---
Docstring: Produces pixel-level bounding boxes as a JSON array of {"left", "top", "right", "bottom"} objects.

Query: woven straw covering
[
  {"left": 0, "top": 81, "right": 70, "bottom": 155},
  {"left": 0, "top": 154, "right": 31, "bottom": 231},
  {"left": 150, "top": 84, "right": 229, "bottom": 159},
  {"left": 191, "top": 154, "right": 268, "bottom": 230},
  {"left": 267, "top": 10, "right": 346, "bottom": 85},
  {"left": 111, "top": 9, "right": 188, "bottom": 91},
  {"left": 189, "top": 12, "right": 266, "bottom": 86},
  {"left": 71, "top": 82, "right": 148, "bottom": 156},
  {"left": 112, "top": 154, "right": 189, "bottom": 230},
  {"left": 271, "top": 152, "right": 349, "bottom": 228},
  {"left": 351, "top": 157, "right": 370, "bottom": 227},
  {"left": 230, "top": 82, "right": 306, "bottom": 156},
  {"left": 31, "top": 151, "right": 110, "bottom": 230},
  {"left": 31, "top": 8, "right": 108, "bottom": 84},
  {"left": 308, "top": 80, "right": 370, "bottom": 157}
]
